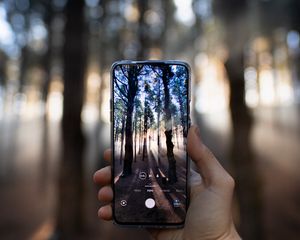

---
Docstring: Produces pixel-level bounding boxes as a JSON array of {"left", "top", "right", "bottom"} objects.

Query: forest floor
[
  {"left": 1, "top": 106, "right": 300, "bottom": 239},
  {"left": 114, "top": 142, "right": 187, "bottom": 223}
]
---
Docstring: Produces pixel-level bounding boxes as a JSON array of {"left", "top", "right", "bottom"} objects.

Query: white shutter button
[{"left": 145, "top": 198, "right": 155, "bottom": 209}]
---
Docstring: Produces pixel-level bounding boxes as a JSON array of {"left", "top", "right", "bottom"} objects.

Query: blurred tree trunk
[
  {"left": 0, "top": 51, "right": 7, "bottom": 88},
  {"left": 94, "top": 0, "right": 109, "bottom": 171},
  {"left": 55, "top": 0, "right": 87, "bottom": 239},
  {"left": 289, "top": 0, "right": 300, "bottom": 103},
  {"left": 161, "top": 0, "right": 176, "bottom": 58},
  {"left": 19, "top": 45, "right": 29, "bottom": 94},
  {"left": 225, "top": 53, "right": 263, "bottom": 239},
  {"left": 213, "top": 0, "right": 263, "bottom": 239},
  {"left": 98, "top": 0, "right": 108, "bottom": 121},
  {"left": 137, "top": 0, "right": 149, "bottom": 59},
  {"left": 41, "top": 1, "right": 53, "bottom": 106}
]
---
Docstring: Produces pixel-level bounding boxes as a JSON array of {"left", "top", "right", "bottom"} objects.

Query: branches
[
  {"left": 114, "top": 79, "right": 127, "bottom": 98},
  {"left": 136, "top": 65, "right": 144, "bottom": 75},
  {"left": 115, "top": 89, "right": 128, "bottom": 104},
  {"left": 115, "top": 75, "right": 128, "bottom": 93},
  {"left": 151, "top": 67, "right": 163, "bottom": 78},
  {"left": 120, "top": 66, "right": 128, "bottom": 79},
  {"left": 115, "top": 73, "right": 127, "bottom": 85}
]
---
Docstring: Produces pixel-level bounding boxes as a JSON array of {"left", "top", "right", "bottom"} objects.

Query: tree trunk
[
  {"left": 122, "top": 66, "right": 138, "bottom": 176},
  {"left": 19, "top": 46, "right": 29, "bottom": 94},
  {"left": 114, "top": 118, "right": 118, "bottom": 143},
  {"left": 178, "top": 96, "right": 187, "bottom": 148},
  {"left": 213, "top": 1, "right": 264, "bottom": 237},
  {"left": 120, "top": 114, "right": 125, "bottom": 165},
  {"left": 134, "top": 114, "right": 137, "bottom": 162},
  {"left": 0, "top": 52, "right": 7, "bottom": 88},
  {"left": 139, "top": 115, "right": 142, "bottom": 154},
  {"left": 162, "top": 66, "right": 177, "bottom": 183},
  {"left": 225, "top": 52, "right": 263, "bottom": 240},
  {"left": 175, "top": 126, "right": 179, "bottom": 148},
  {"left": 137, "top": 0, "right": 149, "bottom": 59},
  {"left": 41, "top": 1, "right": 53, "bottom": 106},
  {"left": 123, "top": 102, "right": 134, "bottom": 175},
  {"left": 157, "top": 79, "right": 161, "bottom": 165},
  {"left": 142, "top": 103, "right": 148, "bottom": 162},
  {"left": 55, "top": 1, "right": 87, "bottom": 238}
]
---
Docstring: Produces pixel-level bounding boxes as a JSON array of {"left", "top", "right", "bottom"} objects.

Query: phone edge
[{"left": 110, "top": 60, "right": 191, "bottom": 229}]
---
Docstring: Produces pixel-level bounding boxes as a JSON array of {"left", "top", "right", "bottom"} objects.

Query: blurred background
[{"left": 0, "top": 0, "right": 300, "bottom": 239}]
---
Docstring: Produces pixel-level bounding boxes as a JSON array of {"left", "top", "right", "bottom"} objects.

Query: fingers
[
  {"left": 94, "top": 149, "right": 113, "bottom": 221},
  {"left": 187, "top": 126, "right": 234, "bottom": 190},
  {"left": 103, "top": 149, "right": 111, "bottom": 163},
  {"left": 98, "top": 186, "right": 113, "bottom": 202},
  {"left": 93, "top": 166, "right": 111, "bottom": 185},
  {"left": 98, "top": 204, "right": 113, "bottom": 220},
  {"left": 94, "top": 149, "right": 112, "bottom": 185}
]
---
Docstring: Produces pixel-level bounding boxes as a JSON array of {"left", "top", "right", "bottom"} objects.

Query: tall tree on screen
[
  {"left": 133, "top": 98, "right": 143, "bottom": 162},
  {"left": 162, "top": 65, "right": 177, "bottom": 183},
  {"left": 171, "top": 66, "right": 188, "bottom": 146},
  {"left": 113, "top": 97, "right": 126, "bottom": 164},
  {"left": 153, "top": 76, "right": 163, "bottom": 165},
  {"left": 142, "top": 80, "right": 155, "bottom": 161},
  {"left": 114, "top": 65, "right": 143, "bottom": 176}
]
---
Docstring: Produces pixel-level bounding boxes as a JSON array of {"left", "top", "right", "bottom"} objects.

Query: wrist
[{"left": 220, "top": 223, "right": 241, "bottom": 240}]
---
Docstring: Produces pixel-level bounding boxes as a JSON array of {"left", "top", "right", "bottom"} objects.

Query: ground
[
  {"left": 0, "top": 106, "right": 300, "bottom": 239},
  {"left": 114, "top": 142, "right": 186, "bottom": 224}
]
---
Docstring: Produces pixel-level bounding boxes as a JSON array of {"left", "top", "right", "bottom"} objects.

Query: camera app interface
[{"left": 113, "top": 63, "right": 188, "bottom": 224}]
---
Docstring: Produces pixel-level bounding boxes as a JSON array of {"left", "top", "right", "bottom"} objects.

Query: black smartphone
[{"left": 111, "top": 60, "right": 190, "bottom": 228}]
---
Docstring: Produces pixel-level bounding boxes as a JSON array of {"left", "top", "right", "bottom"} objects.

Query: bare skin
[{"left": 93, "top": 126, "right": 241, "bottom": 240}]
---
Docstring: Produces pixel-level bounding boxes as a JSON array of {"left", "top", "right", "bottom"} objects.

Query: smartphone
[{"left": 111, "top": 60, "right": 190, "bottom": 228}]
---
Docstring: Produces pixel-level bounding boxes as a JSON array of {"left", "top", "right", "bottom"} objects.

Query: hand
[{"left": 93, "top": 126, "right": 241, "bottom": 240}]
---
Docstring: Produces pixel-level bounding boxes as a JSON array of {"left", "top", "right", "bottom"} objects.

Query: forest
[
  {"left": 1, "top": 0, "right": 300, "bottom": 239},
  {"left": 113, "top": 63, "right": 188, "bottom": 223},
  {"left": 113, "top": 63, "right": 188, "bottom": 183}
]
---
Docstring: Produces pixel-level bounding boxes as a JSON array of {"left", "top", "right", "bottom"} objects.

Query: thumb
[{"left": 187, "top": 126, "right": 234, "bottom": 189}]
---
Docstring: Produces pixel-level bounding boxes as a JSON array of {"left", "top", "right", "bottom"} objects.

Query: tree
[
  {"left": 0, "top": 51, "right": 7, "bottom": 89},
  {"left": 153, "top": 76, "right": 163, "bottom": 165},
  {"left": 162, "top": 65, "right": 177, "bottom": 183},
  {"left": 40, "top": 0, "right": 54, "bottom": 105},
  {"left": 213, "top": 1, "right": 263, "bottom": 239},
  {"left": 55, "top": 0, "right": 87, "bottom": 238},
  {"left": 114, "top": 65, "right": 143, "bottom": 176},
  {"left": 137, "top": 0, "right": 149, "bottom": 59},
  {"left": 133, "top": 98, "right": 143, "bottom": 162},
  {"left": 171, "top": 66, "right": 188, "bottom": 146},
  {"left": 142, "top": 80, "right": 155, "bottom": 161},
  {"left": 113, "top": 98, "right": 126, "bottom": 164},
  {"left": 150, "top": 65, "right": 179, "bottom": 183}
]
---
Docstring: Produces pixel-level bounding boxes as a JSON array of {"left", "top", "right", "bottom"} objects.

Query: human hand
[{"left": 93, "top": 126, "right": 241, "bottom": 240}]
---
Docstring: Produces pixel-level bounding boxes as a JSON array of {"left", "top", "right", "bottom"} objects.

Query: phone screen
[{"left": 111, "top": 61, "right": 189, "bottom": 226}]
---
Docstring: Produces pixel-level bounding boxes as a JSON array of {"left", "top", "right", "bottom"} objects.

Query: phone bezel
[{"left": 110, "top": 60, "right": 191, "bottom": 228}]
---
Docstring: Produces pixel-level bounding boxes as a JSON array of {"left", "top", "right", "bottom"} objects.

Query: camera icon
[
  {"left": 120, "top": 200, "right": 127, "bottom": 207},
  {"left": 139, "top": 171, "right": 147, "bottom": 180}
]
